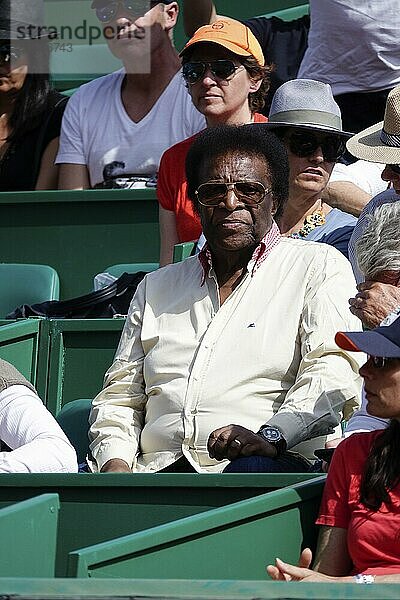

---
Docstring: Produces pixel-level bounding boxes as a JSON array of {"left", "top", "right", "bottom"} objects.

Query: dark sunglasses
[
  {"left": 287, "top": 130, "right": 346, "bottom": 163},
  {"left": 182, "top": 60, "right": 241, "bottom": 85},
  {"left": 388, "top": 164, "right": 400, "bottom": 175},
  {"left": 368, "top": 355, "right": 399, "bottom": 369},
  {"left": 95, "top": 0, "right": 160, "bottom": 23},
  {"left": 195, "top": 180, "right": 269, "bottom": 207},
  {"left": 0, "top": 45, "right": 24, "bottom": 64}
]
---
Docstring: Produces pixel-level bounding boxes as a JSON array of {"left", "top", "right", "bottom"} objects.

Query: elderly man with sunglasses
[
  {"left": 88, "top": 124, "right": 362, "bottom": 475},
  {"left": 56, "top": 1, "right": 205, "bottom": 189}
]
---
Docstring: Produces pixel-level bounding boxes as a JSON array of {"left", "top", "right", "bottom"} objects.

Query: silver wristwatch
[{"left": 257, "top": 426, "right": 287, "bottom": 456}]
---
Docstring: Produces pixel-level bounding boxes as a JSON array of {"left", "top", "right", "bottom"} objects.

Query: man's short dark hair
[{"left": 185, "top": 124, "right": 289, "bottom": 217}]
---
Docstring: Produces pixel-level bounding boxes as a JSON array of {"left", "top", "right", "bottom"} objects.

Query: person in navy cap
[{"left": 268, "top": 316, "right": 400, "bottom": 584}]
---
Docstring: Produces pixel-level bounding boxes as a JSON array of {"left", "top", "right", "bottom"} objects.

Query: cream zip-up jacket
[{"left": 89, "top": 238, "right": 363, "bottom": 472}]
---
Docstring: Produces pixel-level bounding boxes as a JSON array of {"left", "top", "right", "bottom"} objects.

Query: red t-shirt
[
  {"left": 317, "top": 430, "right": 400, "bottom": 576},
  {"left": 157, "top": 113, "right": 268, "bottom": 243}
]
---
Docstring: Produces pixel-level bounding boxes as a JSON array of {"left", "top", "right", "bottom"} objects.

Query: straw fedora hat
[
  {"left": 262, "top": 79, "right": 353, "bottom": 138},
  {"left": 0, "top": 0, "right": 46, "bottom": 40},
  {"left": 346, "top": 85, "right": 400, "bottom": 163}
]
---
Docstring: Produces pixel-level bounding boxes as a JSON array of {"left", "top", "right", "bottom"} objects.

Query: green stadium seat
[
  {"left": 172, "top": 241, "right": 197, "bottom": 263},
  {"left": 104, "top": 263, "right": 159, "bottom": 278},
  {"left": 56, "top": 399, "right": 92, "bottom": 465},
  {"left": 0, "top": 263, "right": 60, "bottom": 318}
]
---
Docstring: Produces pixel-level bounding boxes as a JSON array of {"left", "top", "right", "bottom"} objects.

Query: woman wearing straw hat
[
  {"left": 0, "top": 0, "right": 67, "bottom": 190},
  {"left": 157, "top": 17, "right": 271, "bottom": 266},
  {"left": 262, "top": 79, "right": 357, "bottom": 259}
]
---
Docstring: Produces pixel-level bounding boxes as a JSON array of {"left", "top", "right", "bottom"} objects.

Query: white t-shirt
[
  {"left": 56, "top": 69, "right": 206, "bottom": 187},
  {"left": 298, "top": 0, "right": 400, "bottom": 95},
  {"left": 330, "top": 161, "right": 387, "bottom": 198}
]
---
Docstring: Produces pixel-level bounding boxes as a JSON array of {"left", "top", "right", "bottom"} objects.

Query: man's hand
[
  {"left": 100, "top": 458, "right": 131, "bottom": 473},
  {"left": 349, "top": 281, "right": 400, "bottom": 329},
  {"left": 208, "top": 424, "right": 277, "bottom": 461}
]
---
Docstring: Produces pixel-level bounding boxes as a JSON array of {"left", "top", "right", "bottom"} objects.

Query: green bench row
[
  {"left": 0, "top": 475, "right": 322, "bottom": 578},
  {"left": 0, "top": 475, "right": 396, "bottom": 596}
]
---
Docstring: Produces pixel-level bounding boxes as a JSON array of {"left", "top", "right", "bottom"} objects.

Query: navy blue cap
[{"left": 335, "top": 316, "right": 400, "bottom": 357}]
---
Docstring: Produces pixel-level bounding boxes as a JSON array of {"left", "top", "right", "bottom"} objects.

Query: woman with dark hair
[
  {"left": 0, "top": 0, "right": 67, "bottom": 191},
  {"left": 267, "top": 316, "right": 400, "bottom": 583},
  {"left": 157, "top": 17, "right": 272, "bottom": 265}
]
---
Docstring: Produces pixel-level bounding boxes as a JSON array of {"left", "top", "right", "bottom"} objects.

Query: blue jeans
[{"left": 223, "top": 452, "right": 313, "bottom": 473}]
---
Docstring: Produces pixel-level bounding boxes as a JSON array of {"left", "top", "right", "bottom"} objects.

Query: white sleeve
[
  {"left": 55, "top": 89, "right": 87, "bottom": 165},
  {"left": 330, "top": 161, "right": 387, "bottom": 196},
  {"left": 0, "top": 386, "right": 78, "bottom": 473}
]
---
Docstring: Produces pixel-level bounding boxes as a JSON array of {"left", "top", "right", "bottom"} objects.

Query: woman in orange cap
[{"left": 157, "top": 17, "right": 271, "bottom": 265}]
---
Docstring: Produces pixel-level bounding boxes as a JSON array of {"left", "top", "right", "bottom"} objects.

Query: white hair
[{"left": 356, "top": 202, "right": 400, "bottom": 279}]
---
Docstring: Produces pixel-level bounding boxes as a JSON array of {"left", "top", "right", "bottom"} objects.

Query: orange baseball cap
[{"left": 180, "top": 17, "right": 265, "bottom": 66}]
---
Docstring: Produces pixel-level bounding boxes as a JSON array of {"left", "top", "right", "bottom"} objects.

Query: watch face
[{"left": 261, "top": 427, "right": 282, "bottom": 443}]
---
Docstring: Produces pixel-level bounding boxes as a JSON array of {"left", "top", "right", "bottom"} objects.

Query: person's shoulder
[
  {"left": 278, "top": 237, "right": 354, "bottom": 278},
  {"left": 161, "top": 132, "right": 202, "bottom": 162},
  {"left": 337, "top": 430, "right": 382, "bottom": 457},
  {"left": 144, "top": 257, "right": 200, "bottom": 289},
  {"left": 71, "top": 69, "right": 125, "bottom": 100},
  {"left": 362, "top": 188, "right": 398, "bottom": 215},
  {"left": 326, "top": 207, "right": 357, "bottom": 226}
]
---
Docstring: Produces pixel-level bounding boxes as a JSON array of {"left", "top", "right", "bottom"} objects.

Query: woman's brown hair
[{"left": 360, "top": 419, "right": 400, "bottom": 510}]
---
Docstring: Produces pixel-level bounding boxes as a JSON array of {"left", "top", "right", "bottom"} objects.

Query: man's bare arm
[
  {"left": 321, "top": 182, "right": 371, "bottom": 217},
  {"left": 183, "top": 0, "right": 217, "bottom": 37}
]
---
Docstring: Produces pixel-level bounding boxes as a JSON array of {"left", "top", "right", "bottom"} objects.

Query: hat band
[
  {"left": 268, "top": 109, "right": 343, "bottom": 131},
  {"left": 380, "top": 128, "right": 400, "bottom": 148}
]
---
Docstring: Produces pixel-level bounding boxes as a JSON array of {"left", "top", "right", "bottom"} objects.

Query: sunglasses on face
[
  {"left": 287, "top": 130, "right": 346, "bottom": 163},
  {"left": 195, "top": 180, "right": 269, "bottom": 207},
  {"left": 368, "top": 355, "right": 399, "bottom": 369},
  {"left": 388, "top": 164, "right": 400, "bottom": 175},
  {"left": 95, "top": 0, "right": 160, "bottom": 23},
  {"left": 182, "top": 60, "right": 242, "bottom": 85},
  {"left": 0, "top": 45, "right": 24, "bottom": 64}
]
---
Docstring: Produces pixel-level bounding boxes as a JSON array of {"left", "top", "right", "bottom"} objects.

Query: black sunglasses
[
  {"left": 388, "top": 164, "right": 400, "bottom": 175},
  {"left": 182, "top": 60, "right": 241, "bottom": 85},
  {"left": 368, "top": 355, "right": 399, "bottom": 369},
  {"left": 95, "top": 0, "right": 161, "bottom": 23},
  {"left": 195, "top": 180, "right": 269, "bottom": 207},
  {"left": 0, "top": 45, "right": 24, "bottom": 64},
  {"left": 287, "top": 130, "right": 346, "bottom": 163}
]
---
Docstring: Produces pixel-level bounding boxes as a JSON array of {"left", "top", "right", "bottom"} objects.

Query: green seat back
[
  {"left": 104, "top": 263, "right": 159, "bottom": 278},
  {"left": 0, "top": 494, "right": 59, "bottom": 578},
  {"left": 56, "top": 399, "right": 92, "bottom": 465},
  {"left": 173, "top": 241, "right": 197, "bottom": 263},
  {"left": 0, "top": 263, "right": 59, "bottom": 318}
]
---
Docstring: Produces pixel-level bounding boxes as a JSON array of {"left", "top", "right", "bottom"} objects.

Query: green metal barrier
[
  {"left": 260, "top": 3, "right": 309, "bottom": 20},
  {"left": 0, "top": 494, "right": 59, "bottom": 578},
  {"left": 0, "top": 189, "right": 159, "bottom": 299},
  {"left": 67, "top": 477, "right": 324, "bottom": 579},
  {"left": 0, "top": 578, "right": 396, "bottom": 599},
  {"left": 41, "top": 318, "right": 124, "bottom": 415},
  {"left": 0, "top": 319, "right": 41, "bottom": 385},
  {"left": 0, "top": 472, "right": 320, "bottom": 577}
]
